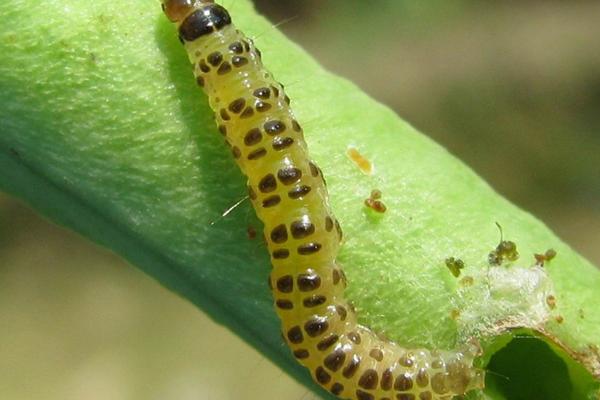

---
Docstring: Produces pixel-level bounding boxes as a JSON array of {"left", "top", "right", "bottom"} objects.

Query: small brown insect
[
  {"left": 488, "top": 223, "right": 519, "bottom": 266},
  {"left": 364, "top": 189, "right": 387, "bottom": 213},
  {"left": 545, "top": 295, "right": 557, "bottom": 309},
  {"left": 445, "top": 257, "right": 465, "bottom": 278},
  {"left": 534, "top": 248, "right": 557, "bottom": 266}
]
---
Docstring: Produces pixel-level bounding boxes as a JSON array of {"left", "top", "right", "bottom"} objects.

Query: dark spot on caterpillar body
[
  {"left": 324, "top": 348, "right": 346, "bottom": 372},
  {"left": 336, "top": 305, "right": 347, "bottom": 320},
  {"left": 264, "top": 120, "right": 286, "bottom": 135},
  {"left": 330, "top": 383, "right": 344, "bottom": 396},
  {"left": 276, "top": 275, "right": 293, "bottom": 293},
  {"left": 298, "top": 242, "right": 321, "bottom": 255},
  {"left": 315, "top": 366, "right": 331, "bottom": 384},
  {"left": 288, "top": 185, "right": 311, "bottom": 199},
  {"left": 369, "top": 348, "right": 384, "bottom": 362},
  {"left": 294, "top": 349, "right": 309, "bottom": 359},
  {"left": 240, "top": 106, "right": 254, "bottom": 118},
  {"left": 290, "top": 219, "right": 315, "bottom": 239},
  {"left": 258, "top": 174, "right": 277, "bottom": 193},
  {"left": 398, "top": 395, "right": 416, "bottom": 400},
  {"left": 255, "top": 100, "right": 271, "bottom": 112},
  {"left": 247, "top": 147, "right": 267, "bottom": 160},
  {"left": 287, "top": 326, "right": 303, "bottom": 344},
  {"left": 358, "top": 368, "right": 379, "bottom": 390},
  {"left": 381, "top": 368, "right": 394, "bottom": 390},
  {"left": 272, "top": 136, "right": 294, "bottom": 151},
  {"left": 304, "top": 316, "right": 329, "bottom": 337},
  {"left": 394, "top": 372, "right": 414, "bottom": 391},
  {"left": 332, "top": 269, "right": 342, "bottom": 285},
  {"left": 347, "top": 331, "right": 362, "bottom": 344},
  {"left": 355, "top": 390, "right": 374, "bottom": 400},
  {"left": 217, "top": 61, "right": 232, "bottom": 75},
  {"left": 302, "top": 294, "right": 326, "bottom": 307},
  {"left": 247, "top": 186, "right": 257, "bottom": 200},
  {"left": 270, "top": 85, "right": 280, "bottom": 97},
  {"left": 292, "top": 119, "right": 302, "bottom": 132},
  {"left": 317, "top": 334, "right": 339, "bottom": 351},
  {"left": 207, "top": 51, "right": 223, "bottom": 66},
  {"left": 232, "top": 55, "right": 248, "bottom": 67},
  {"left": 399, "top": 352, "right": 415, "bottom": 367},
  {"left": 419, "top": 392, "right": 433, "bottom": 400},
  {"left": 261, "top": 195, "right": 281, "bottom": 208},
  {"left": 243, "top": 128, "right": 262, "bottom": 146},
  {"left": 416, "top": 368, "right": 430, "bottom": 387},
  {"left": 228, "top": 98, "right": 245, "bottom": 113},
  {"left": 276, "top": 299, "right": 293, "bottom": 309},
  {"left": 272, "top": 249, "right": 289, "bottom": 259},
  {"left": 253, "top": 87, "right": 271, "bottom": 99},
  {"left": 343, "top": 354, "right": 361, "bottom": 378},
  {"left": 163, "top": 0, "right": 485, "bottom": 397},
  {"left": 228, "top": 41, "right": 243, "bottom": 54},
  {"left": 242, "top": 40, "right": 250, "bottom": 52},
  {"left": 198, "top": 59, "right": 210, "bottom": 73},
  {"left": 277, "top": 167, "right": 302, "bottom": 185},
  {"left": 325, "top": 216, "right": 334, "bottom": 231},
  {"left": 297, "top": 272, "right": 321, "bottom": 292},
  {"left": 270, "top": 224, "right": 288, "bottom": 244},
  {"left": 219, "top": 108, "right": 230, "bottom": 120}
]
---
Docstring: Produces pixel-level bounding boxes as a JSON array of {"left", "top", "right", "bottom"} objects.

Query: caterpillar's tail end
[
  {"left": 443, "top": 340, "right": 486, "bottom": 395},
  {"left": 445, "top": 359, "right": 486, "bottom": 395},
  {"left": 462, "top": 339, "right": 486, "bottom": 393},
  {"left": 466, "top": 367, "right": 486, "bottom": 392},
  {"left": 161, "top": 0, "right": 214, "bottom": 22}
]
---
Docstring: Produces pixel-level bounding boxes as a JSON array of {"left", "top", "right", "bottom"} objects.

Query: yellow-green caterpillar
[{"left": 161, "top": 1, "right": 485, "bottom": 399}]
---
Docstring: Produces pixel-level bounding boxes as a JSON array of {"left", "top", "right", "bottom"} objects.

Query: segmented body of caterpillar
[{"left": 161, "top": 1, "right": 485, "bottom": 399}]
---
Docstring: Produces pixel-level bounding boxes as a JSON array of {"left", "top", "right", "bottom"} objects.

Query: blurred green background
[{"left": 1, "top": 1, "right": 598, "bottom": 399}]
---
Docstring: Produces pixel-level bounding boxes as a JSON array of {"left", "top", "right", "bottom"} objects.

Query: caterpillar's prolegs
[{"left": 161, "top": 1, "right": 485, "bottom": 399}]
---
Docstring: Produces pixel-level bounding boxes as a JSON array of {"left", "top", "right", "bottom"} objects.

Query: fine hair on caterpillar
[{"left": 161, "top": 1, "right": 485, "bottom": 399}]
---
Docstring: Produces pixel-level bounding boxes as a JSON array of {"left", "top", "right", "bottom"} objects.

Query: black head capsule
[{"left": 177, "top": 3, "right": 232, "bottom": 42}]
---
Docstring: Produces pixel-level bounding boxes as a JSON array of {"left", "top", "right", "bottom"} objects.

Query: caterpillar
[{"left": 161, "top": 1, "right": 485, "bottom": 399}]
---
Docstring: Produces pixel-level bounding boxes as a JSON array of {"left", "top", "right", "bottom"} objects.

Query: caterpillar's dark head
[{"left": 162, "top": 0, "right": 232, "bottom": 42}]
